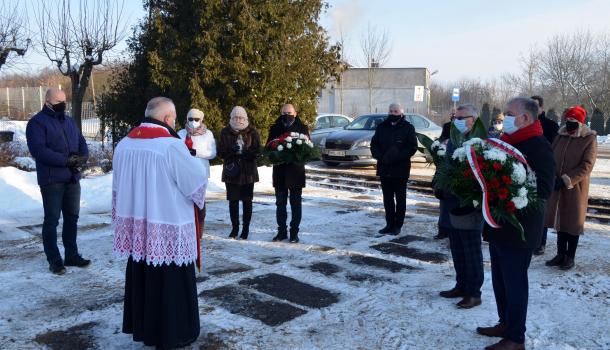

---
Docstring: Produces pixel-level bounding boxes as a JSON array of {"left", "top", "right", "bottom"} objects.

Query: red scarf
[
  {"left": 127, "top": 125, "right": 172, "bottom": 139},
  {"left": 500, "top": 120, "right": 543, "bottom": 145}
]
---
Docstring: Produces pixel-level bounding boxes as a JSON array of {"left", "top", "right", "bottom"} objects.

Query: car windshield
[{"left": 345, "top": 115, "right": 386, "bottom": 130}]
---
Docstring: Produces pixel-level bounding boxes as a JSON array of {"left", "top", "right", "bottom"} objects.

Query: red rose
[
  {"left": 488, "top": 192, "right": 497, "bottom": 201},
  {"left": 501, "top": 175, "right": 512, "bottom": 185},
  {"left": 477, "top": 155, "right": 485, "bottom": 163},
  {"left": 489, "top": 178, "right": 500, "bottom": 188},
  {"left": 498, "top": 187, "right": 509, "bottom": 200},
  {"left": 480, "top": 163, "right": 489, "bottom": 171},
  {"left": 506, "top": 201, "right": 516, "bottom": 213},
  {"left": 463, "top": 168, "right": 473, "bottom": 178},
  {"left": 492, "top": 162, "right": 502, "bottom": 171}
]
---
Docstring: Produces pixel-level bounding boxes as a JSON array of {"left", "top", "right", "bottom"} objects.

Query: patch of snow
[{"left": 11, "top": 156, "right": 35, "bottom": 171}]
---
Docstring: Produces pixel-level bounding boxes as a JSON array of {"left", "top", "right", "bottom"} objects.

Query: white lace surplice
[{"left": 112, "top": 124, "right": 207, "bottom": 266}]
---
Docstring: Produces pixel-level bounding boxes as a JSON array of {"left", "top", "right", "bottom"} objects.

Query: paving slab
[
  {"left": 348, "top": 255, "right": 416, "bottom": 272},
  {"left": 389, "top": 235, "right": 430, "bottom": 245},
  {"left": 34, "top": 322, "right": 98, "bottom": 350},
  {"left": 309, "top": 262, "right": 342, "bottom": 276},
  {"left": 200, "top": 285, "right": 306, "bottom": 326},
  {"left": 238, "top": 273, "right": 340, "bottom": 308},
  {"left": 370, "top": 243, "right": 448, "bottom": 263}
]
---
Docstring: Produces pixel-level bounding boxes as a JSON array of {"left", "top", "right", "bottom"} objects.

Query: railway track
[{"left": 306, "top": 167, "right": 610, "bottom": 225}]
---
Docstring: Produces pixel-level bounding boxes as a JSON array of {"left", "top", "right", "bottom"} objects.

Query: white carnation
[
  {"left": 285, "top": 136, "right": 293, "bottom": 142},
  {"left": 431, "top": 140, "right": 441, "bottom": 150},
  {"left": 286, "top": 143, "right": 292, "bottom": 149},
  {"left": 472, "top": 200, "right": 480, "bottom": 208},
  {"left": 512, "top": 196, "right": 529, "bottom": 209},
  {"left": 291, "top": 132, "right": 299, "bottom": 137},
  {"left": 299, "top": 133, "right": 306, "bottom": 139},
  {"left": 452, "top": 147, "right": 467, "bottom": 161},
  {"left": 307, "top": 141, "right": 314, "bottom": 148},
  {"left": 437, "top": 149, "right": 446, "bottom": 157},
  {"left": 463, "top": 138, "right": 484, "bottom": 147},
  {"left": 526, "top": 171, "right": 537, "bottom": 187},
  {"left": 296, "top": 139, "right": 303, "bottom": 145},
  {"left": 277, "top": 145, "right": 284, "bottom": 151},
  {"left": 518, "top": 187, "right": 528, "bottom": 198},
  {"left": 511, "top": 163, "right": 527, "bottom": 184},
  {"left": 483, "top": 149, "right": 507, "bottom": 163}
]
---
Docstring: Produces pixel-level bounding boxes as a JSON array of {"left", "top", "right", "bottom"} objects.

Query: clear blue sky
[{"left": 5, "top": 0, "right": 610, "bottom": 84}]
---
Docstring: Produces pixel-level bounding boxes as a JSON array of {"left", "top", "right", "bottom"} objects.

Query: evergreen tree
[
  {"left": 590, "top": 108, "right": 605, "bottom": 135},
  {"left": 99, "top": 0, "right": 342, "bottom": 143},
  {"left": 547, "top": 108, "right": 559, "bottom": 123},
  {"left": 480, "top": 102, "right": 490, "bottom": 128}
]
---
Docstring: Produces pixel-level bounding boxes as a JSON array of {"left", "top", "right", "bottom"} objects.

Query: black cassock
[{"left": 122, "top": 257, "right": 200, "bottom": 348}]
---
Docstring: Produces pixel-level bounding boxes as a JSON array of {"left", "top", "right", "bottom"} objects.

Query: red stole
[{"left": 500, "top": 120, "right": 543, "bottom": 145}]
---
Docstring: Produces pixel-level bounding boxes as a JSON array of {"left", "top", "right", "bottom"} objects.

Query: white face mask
[
  {"left": 493, "top": 123, "right": 503, "bottom": 131},
  {"left": 188, "top": 121, "right": 201, "bottom": 129},
  {"left": 503, "top": 116, "right": 518, "bottom": 134},
  {"left": 453, "top": 119, "right": 468, "bottom": 133}
]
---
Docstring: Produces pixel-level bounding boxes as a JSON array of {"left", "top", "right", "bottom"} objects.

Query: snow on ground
[
  {"left": 598, "top": 135, "right": 610, "bottom": 145},
  {"left": 0, "top": 166, "right": 609, "bottom": 350}
]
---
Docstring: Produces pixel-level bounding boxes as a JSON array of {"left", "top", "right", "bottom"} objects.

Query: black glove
[
  {"left": 554, "top": 177, "right": 565, "bottom": 191},
  {"left": 434, "top": 188, "right": 445, "bottom": 200},
  {"left": 189, "top": 148, "right": 196, "bottom": 156},
  {"left": 231, "top": 144, "right": 241, "bottom": 153},
  {"left": 66, "top": 154, "right": 81, "bottom": 168}
]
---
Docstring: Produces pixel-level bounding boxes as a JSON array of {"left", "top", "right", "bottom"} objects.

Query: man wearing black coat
[
  {"left": 370, "top": 103, "right": 418, "bottom": 235},
  {"left": 266, "top": 104, "right": 309, "bottom": 243},
  {"left": 530, "top": 95, "right": 559, "bottom": 256},
  {"left": 477, "top": 97, "right": 555, "bottom": 350}
]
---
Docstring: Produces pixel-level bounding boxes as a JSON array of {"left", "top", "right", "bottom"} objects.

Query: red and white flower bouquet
[{"left": 263, "top": 132, "right": 319, "bottom": 165}]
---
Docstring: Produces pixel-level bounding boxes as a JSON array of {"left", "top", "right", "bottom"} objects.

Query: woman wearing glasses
[
  {"left": 178, "top": 108, "right": 217, "bottom": 238},
  {"left": 218, "top": 106, "right": 261, "bottom": 240}
]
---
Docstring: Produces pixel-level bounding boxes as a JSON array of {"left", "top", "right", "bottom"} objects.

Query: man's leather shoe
[
  {"left": 456, "top": 296, "right": 481, "bottom": 309},
  {"left": 439, "top": 287, "right": 465, "bottom": 298},
  {"left": 533, "top": 246, "right": 545, "bottom": 255},
  {"left": 272, "top": 234, "right": 287, "bottom": 242},
  {"left": 545, "top": 254, "right": 565, "bottom": 267},
  {"left": 484, "top": 338, "right": 525, "bottom": 350},
  {"left": 64, "top": 256, "right": 91, "bottom": 268},
  {"left": 477, "top": 323, "right": 506, "bottom": 337},
  {"left": 49, "top": 263, "right": 66, "bottom": 275}
]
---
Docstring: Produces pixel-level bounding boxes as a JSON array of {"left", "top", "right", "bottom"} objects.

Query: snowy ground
[{"left": 0, "top": 165, "right": 609, "bottom": 350}]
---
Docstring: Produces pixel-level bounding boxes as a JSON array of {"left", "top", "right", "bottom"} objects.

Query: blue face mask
[
  {"left": 503, "top": 115, "right": 518, "bottom": 134},
  {"left": 453, "top": 119, "right": 468, "bottom": 133}
]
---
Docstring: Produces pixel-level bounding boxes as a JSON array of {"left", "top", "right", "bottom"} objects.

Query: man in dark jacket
[
  {"left": 477, "top": 97, "right": 555, "bottom": 350},
  {"left": 26, "top": 88, "right": 90, "bottom": 275},
  {"left": 370, "top": 103, "right": 418, "bottom": 235},
  {"left": 437, "top": 103, "right": 485, "bottom": 310},
  {"left": 267, "top": 104, "right": 309, "bottom": 243},
  {"left": 530, "top": 95, "right": 558, "bottom": 256}
]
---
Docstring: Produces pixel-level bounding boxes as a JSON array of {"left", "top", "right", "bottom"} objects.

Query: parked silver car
[
  {"left": 320, "top": 114, "right": 442, "bottom": 166},
  {"left": 310, "top": 113, "right": 352, "bottom": 146}
]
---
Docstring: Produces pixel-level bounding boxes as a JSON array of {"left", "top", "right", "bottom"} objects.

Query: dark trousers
[
  {"left": 40, "top": 182, "right": 81, "bottom": 265},
  {"left": 275, "top": 188, "right": 302, "bottom": 235},
  {"left": 229, "top": 200, "right": 252, "bottom": 228},
  {"left": 537, "top": 227, "right": 548, "bottom": 249},
  {"left": 557, "top": 231, "right": 580, "bottom": 258},
  {"left": 489, "top": 243, "right": 533, "bottom": 344},
  {"left": 448, "top": 227, "right": 483, "bottom": 297},
  {"left": 380, "top": 177, "right": 408, "bottom": 228}
]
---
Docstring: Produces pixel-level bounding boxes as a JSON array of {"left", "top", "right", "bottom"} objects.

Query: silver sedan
[{"left": 319, "top": 114, "right": 442, "bottom": 166}]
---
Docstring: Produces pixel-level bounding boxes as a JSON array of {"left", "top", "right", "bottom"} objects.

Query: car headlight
[
  {"left": 320, "top": 137, "right": 326, "bottom": 147},
  {"left": 353, "top": 140, "right": 370, "bottom": 149}
]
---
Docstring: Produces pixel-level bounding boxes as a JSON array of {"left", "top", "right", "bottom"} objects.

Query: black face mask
[
  {"left": 51, "top": 102, "right": 66, "bottom": 113},
  {"left": 282, "top": 114, "right": 295, "bottom": 124},
  {"left": 388, "top": 114, "right": 402, "bottom": 123},
  {"left": 566, "top": 121, "right": 579, "bottom": 132}
]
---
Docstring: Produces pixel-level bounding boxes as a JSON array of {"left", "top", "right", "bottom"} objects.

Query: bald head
[
  {"left": 45, "top": 88, "right": 66, "bottom": 105},
  {"left": 145, "top": 97, "right": 177, "bottom": 129}
]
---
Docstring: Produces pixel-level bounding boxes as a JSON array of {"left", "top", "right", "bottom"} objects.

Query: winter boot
[
  {"left": 545, "top": 254, "right": 565, "bottom": 267},
  {"left": 560, "top": 256, "right": 575, "bottom": 270},
  {"left": 289, "top": 228, "right": 299, "bottom": 243}
]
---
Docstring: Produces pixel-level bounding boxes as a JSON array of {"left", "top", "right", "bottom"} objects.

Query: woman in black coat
[{"left": 218, "top": 106, "right": 261, "bottom": 239}]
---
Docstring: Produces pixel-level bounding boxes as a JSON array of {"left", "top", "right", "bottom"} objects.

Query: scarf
[
  {"left": 186, "top": 123, "right": 206, "bottom": 136},
  {"left": 500, "top": 120, "right": 543, "bottom": 145},
  {"left": 230, "top": 117, "right": 249, "bottom": 131}
]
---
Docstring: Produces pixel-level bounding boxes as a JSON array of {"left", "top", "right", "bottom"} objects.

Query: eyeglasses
[
  {"left": 454, "top": 116, "right": 473, "bottom": 121},
  {"left": 187, "top": 117, "right": 201, "bottom": 122}
]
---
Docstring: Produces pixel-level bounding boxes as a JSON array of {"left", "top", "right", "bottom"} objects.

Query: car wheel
[{"left": 323, "top": 161, "right": 340, "bottom": 167}]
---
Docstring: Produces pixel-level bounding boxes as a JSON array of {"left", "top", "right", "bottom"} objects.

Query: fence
[{"left": 0, "top": 86, "right": 102, "bottom": 140}]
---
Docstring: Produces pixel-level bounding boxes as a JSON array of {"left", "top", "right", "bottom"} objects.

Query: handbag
[{"left": 223, "top": 160, "right": 241, "bottom": 178}]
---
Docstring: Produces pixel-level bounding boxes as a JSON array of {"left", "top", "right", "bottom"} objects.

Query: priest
[{"left": 112, "top": 97, "right": 207, "bottom": 348}]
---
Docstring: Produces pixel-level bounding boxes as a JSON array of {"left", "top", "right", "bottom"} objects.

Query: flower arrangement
[
  {"left": 435, "top": 137, "right": 540, "bottom": 240},
  {"left": 263, "top": 132, "right": 319, "bottom": 165},
  {"left": 416, "top": 133, "right": 446, "bottom": 167}
]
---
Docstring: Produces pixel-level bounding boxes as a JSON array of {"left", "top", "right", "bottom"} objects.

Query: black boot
[
  {"left": 289, "top": 228, "right": 299, "bottom": 243},
  {"left": 378, "top": 225, "right": 394, "bottom": 234},
  {"left": 273, "top": 228, "right": 287, "bottom": 242},
  {"left": 228, "top": 200, "right": 239, "bottom": 239},
  {"left": 240, "top": 225, "right": 249, "bottom": 240},
  {"left": 560, "top": 256, "right": 575, "bottom": 270},
  {"left": 240, "top": 200, "right": 252, "bottom": 240},
  {"left": 545, "top": 254, "right": 565, "bottom": 267}
]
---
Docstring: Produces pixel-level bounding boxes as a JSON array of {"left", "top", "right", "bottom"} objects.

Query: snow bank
[
  {"left": 0, "top": 120, "right": 28, "bottom": 142},
  {"left": 597, "top": 135, "right": 610, "bottom": 144}
]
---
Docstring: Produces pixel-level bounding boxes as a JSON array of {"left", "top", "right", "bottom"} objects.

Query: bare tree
[
  {"left": 35, "top": 0, "right": 126, "bottom": 130},
  {"left": 360, "top": 23, "right": 391, "bottom": 113},
  {"left": 0, "top": 0, "right": 30, "bottom": 71}
]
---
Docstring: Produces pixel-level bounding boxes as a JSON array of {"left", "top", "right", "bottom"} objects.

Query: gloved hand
[
  {"left": 554, "top": 177, "right": 565, "bottom": 191},
  {"left": 66, "top": 154, "right": 81, "bottom": 168},
  {"left": 434, "top": 188, "right": 445, "bottom": 200},
  {"left": 189, "top": 148, "right": 196, "bottom": 156},
  {"left": 231, "top": 144, "right": 241, "bottom": 153}
]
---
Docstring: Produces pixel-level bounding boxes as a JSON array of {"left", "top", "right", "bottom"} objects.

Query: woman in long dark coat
[
  {"left": 544, "top": 105, "right": 597, "bottom": 270},
  {"left": 218, "top": 106, "right": 261, "bottom": 239}
]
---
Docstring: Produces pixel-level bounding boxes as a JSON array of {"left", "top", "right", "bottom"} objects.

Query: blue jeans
[
  {"left": 275, "top": 188, "right": 302, "bottom": 234},
  {"left": 489, "top": 243, "right": 534, "bottom": 344},
  {"left": 40, "top": 182, "right": 81, "bottom": 265},
  {"left": 448, "top": 227, "right": 484, "bottom": 297}
]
